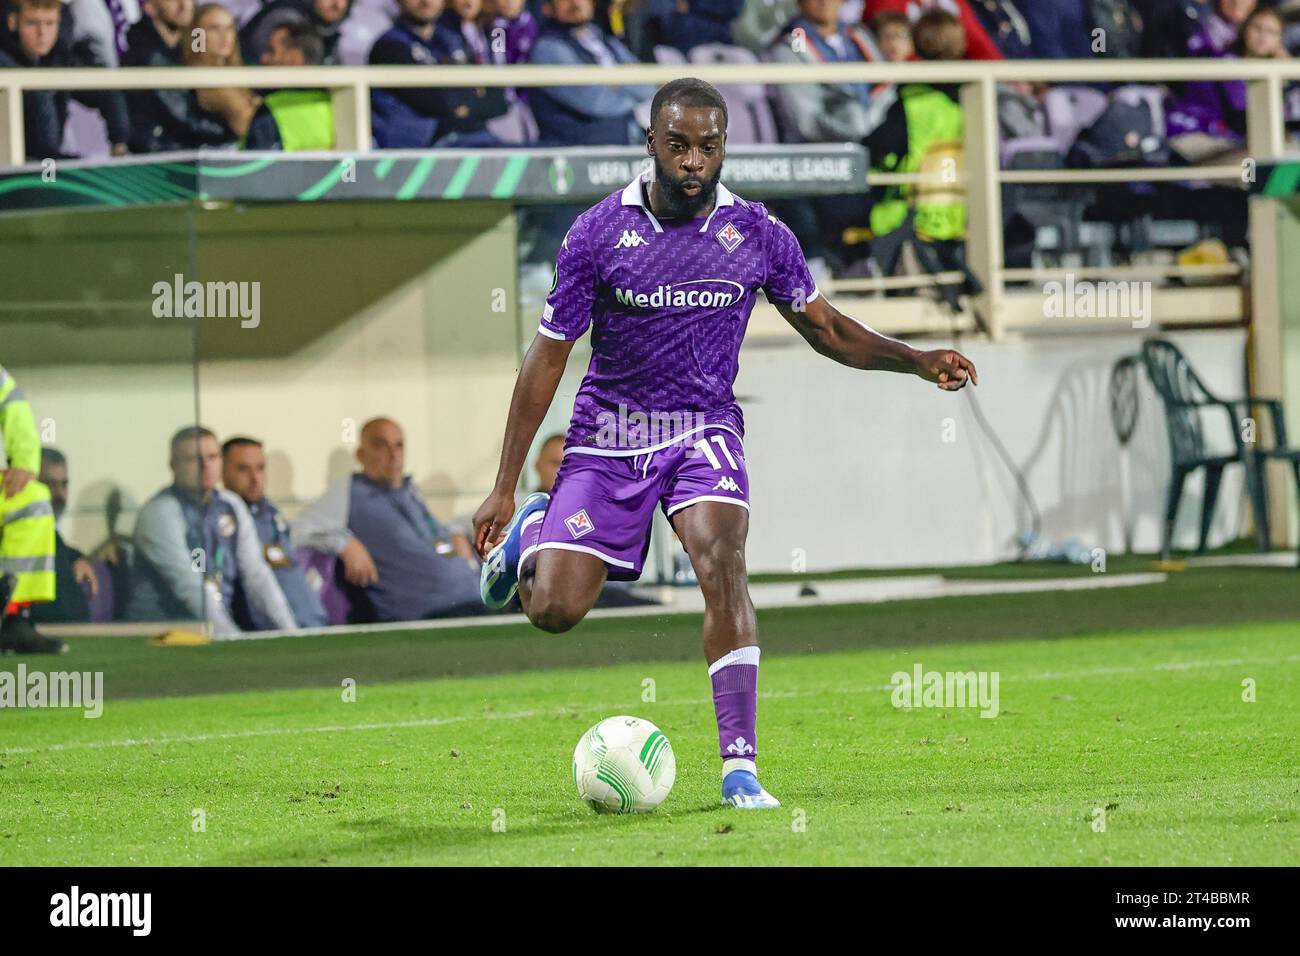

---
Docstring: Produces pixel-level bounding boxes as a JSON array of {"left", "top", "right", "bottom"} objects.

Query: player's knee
[
  {"left": 689, "top": 537, "right": 746, "bottom": 586},
  {"left": 528, "top": 597, "right": 581, "bottom": 634}
]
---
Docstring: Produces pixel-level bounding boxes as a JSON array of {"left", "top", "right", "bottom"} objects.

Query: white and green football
[{"left": 573, "top": 716, "right": 676, "bottom": 814}]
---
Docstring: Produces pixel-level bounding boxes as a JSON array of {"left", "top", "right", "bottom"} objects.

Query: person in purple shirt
[
  {"left": 471, "top": 78, "right": 979, "bottom": 811},
  {"left": 487, "top": 0, "right": 539, "bottom": 63},
  {"left": 1168, "top": 5, "right": 1291, "bottom": 152},
  {"left": 1186, "top": 0, "right": 1254, "bottom": 58}
]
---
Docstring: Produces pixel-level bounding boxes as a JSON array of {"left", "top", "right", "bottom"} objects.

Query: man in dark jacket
[
  {"left": 0, "top": 0, "right": 129, "bottom": 160},
  {"left": 527, "top": 0, "right": 652, "bottom": 146},
  {"left": 121, "top": 0, "right": 235, "bottom": 152},
  {"left": 240, "top": 0, "right": 353, "bottom": 66},
  {"left": 368, "top": 0, "right": 508, "bottom": 148}
]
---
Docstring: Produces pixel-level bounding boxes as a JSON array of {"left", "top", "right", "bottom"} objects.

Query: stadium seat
[
  {"left": 1139, "top": 339, "right": 1300, "bottom": 559},
  {"left": 62, "top": 100, "right": 111, "bottom": 160},
  {"left": 653, "top": 45, "right": 688, "bottom": 65},
  {"left": 338, "top": 4, "right": 396, "bottom": 66},
  {"left": 1043, "top": 86, "right": 1109, "bottom": 156},
  {"left": 1112, "top": 85, "right": 1167, "bottom": 139},
  {"left": 685, "top": 44, "right": 779, "bottom": 145}
]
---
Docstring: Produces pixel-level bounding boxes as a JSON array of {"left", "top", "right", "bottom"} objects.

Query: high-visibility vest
[
  {"left": 870, "top": 85, "right": 966, "bottom": 242},
  {"left": 265, "top": 89, "right": 336, "bottom": 153}
]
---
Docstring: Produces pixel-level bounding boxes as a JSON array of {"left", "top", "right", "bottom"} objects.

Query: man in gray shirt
[
  {"left": 294, "top": 417, "right": 485, "bottom": 621},
  {"left": 126, "top": 426, "right": 297, "bottom": 637}
]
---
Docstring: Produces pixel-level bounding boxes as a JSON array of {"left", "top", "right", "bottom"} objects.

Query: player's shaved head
[
  {"left": 651, "top": 77, "right": 728, "bottom": 131},
  {"left": 646, "top": 78, "right": 728, "bottom": 220},
  {"left": 358, "top": 417, "right": 406, "bottom": 488}
]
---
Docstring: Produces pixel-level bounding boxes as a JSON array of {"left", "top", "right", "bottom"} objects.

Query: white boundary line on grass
[{"left": 4, "top": 653, "right": 1294, "bottom": 758}]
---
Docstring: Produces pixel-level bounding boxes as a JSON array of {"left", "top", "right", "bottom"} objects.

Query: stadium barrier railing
[{"left": 2, "top": 58, "right": 1296, "bottom": 400}]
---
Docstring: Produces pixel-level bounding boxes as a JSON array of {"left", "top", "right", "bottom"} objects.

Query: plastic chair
[{"left": 1139, "top": 339, "right": 1299, "bottom": 558}]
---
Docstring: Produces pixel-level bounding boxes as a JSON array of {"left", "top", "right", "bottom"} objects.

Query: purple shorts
[{"left": 525, "top": 426, "right": 750, "bottom": 581}]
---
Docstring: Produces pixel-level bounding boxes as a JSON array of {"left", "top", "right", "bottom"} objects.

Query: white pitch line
[{"left": 3, "top": 654, "right": 1295, "bottom": 759}]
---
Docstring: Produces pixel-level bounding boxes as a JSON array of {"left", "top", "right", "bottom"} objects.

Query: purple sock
[
  {"left": 710, "top": 646, "right": 760, "bottom": 775},
  {"left": 516, "top": 509, "right": 546, "bottom": 581}
]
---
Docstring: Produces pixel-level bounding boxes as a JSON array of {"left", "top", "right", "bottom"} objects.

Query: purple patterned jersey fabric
[{"left": 540, "top": 173, "right": 818, "bottom": 455}]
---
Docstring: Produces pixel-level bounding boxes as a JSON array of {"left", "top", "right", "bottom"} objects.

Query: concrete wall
[{"left": 1, "top": 201, "right": 1270, "bottom": 576}]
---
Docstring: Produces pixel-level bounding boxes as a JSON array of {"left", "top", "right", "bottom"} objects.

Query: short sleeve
[
  {"left": 760, "top": 214, "right": 819, "bottom": 306},
  {"left": 539, "top": 218, "right": 596, "bottom": 341}
]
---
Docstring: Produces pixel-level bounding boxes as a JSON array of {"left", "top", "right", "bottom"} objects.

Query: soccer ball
[{"left": 573, "top": 716, "right": 676, "bottom": 814}]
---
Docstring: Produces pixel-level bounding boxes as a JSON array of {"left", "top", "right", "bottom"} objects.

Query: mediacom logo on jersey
[{"left": 613, "top": 279, "right": 745, "bottom": 310}]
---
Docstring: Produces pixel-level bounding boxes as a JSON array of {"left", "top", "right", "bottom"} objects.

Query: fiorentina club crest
[
  {"left": 565, "top": 509, "right": 595, "bottom": 539},
  {"left": 715, "top": 222, "right": 745, "bottom": 253}
]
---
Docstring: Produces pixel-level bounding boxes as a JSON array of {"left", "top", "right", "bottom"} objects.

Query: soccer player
[{"left": 472, "top": 77, "right": 978, "bottom": 810}]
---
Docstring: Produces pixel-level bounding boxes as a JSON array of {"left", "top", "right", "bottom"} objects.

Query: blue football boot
[{"left": 480, "top": 492, "right": 549, "bottom": 609}]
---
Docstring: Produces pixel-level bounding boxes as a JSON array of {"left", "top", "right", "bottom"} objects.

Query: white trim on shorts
[
  {"left": 664, "top": 494, "right": 751, "bottom": 517},
  {"left": 563, "top": 423, "right": 744, "bottom": 458},
  {"left": 519, "top": 541, "right": 636, "bottom": 579}
]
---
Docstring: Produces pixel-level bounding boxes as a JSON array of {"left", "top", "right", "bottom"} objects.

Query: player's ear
[{"left": 645, "top": 127, "right": 654, "bottom": 155}]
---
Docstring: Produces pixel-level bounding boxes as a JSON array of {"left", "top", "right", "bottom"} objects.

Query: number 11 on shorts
[{"left": 694, "top": 435, "right": 738, "bottom": 470}]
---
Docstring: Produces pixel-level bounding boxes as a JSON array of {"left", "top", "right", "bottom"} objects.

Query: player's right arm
[
  {"left": 473, "top": 218, "right": 598, "bottom": 558},
  {"left": 473, "top": 334, "right": 576, "bottom": 557}
]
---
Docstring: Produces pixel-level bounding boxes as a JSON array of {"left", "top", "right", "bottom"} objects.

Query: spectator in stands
[
  {"left": 766, "top": 0, "right": 883, "bottom": 272},
  {"left": 658, "top": 0, "right": 745, "bottom": 53},
  {"left": 29, "top": 448, "right": 96, "bottom": 625},
  {"left": 865, "top": 10, "right": 966, "bottom": 264},
  {"left": 123, "top": 0, "right": 237, "bottom": 152},
  {"left": 1187, "top": 0, "right": 1254, "bottom": 58},
  {"left": 1136, "top": 0, "right": 1210, "bottom": 59},
  {"left": 1012, "top": 0, "right": 1089, "bottom": 59},
  {"left": 733, "top": 0, "right": 797, "bottom": 55},
  {"left": 528, "top": 0, "right": 653, "bottom": 146},
  {"left": 870, "top": 8, "right": 911, "bottom": 61},
  {"left": 437, "top": 0, "right": 492, "bottom": 62},
  {"left": 486, "top": 0, "right": 539, "bottom": 63},
  {"left": 221, "top": 436, "right": 328, "bottom": 629},
  {"left": 241, "top": 0, "right": 352, "bottom": 65},
  {"left": 862, "top": 0, "right": 1002, "bottom": 59},
  {"left": 966, "top": 0, "right": 1031, "bottom": 59},
  {"left": 185, "top": 3, "right": 261, "bottom": 141},
  {"left": 294, "top": 417, "right": 488, "bottom": 621},
  {"left": 369, "top": 0, "right": 509, "bottom": 147},
  {"left": 126, "top": 426, "right": 297, "bottom": 636},
  {"left": 0, "top": 0, "right": 130, "bottom": 160},
  {"left": 66, "top": 0, "right": 127, "bottom": 66},
  {"left": 1168, "top": 5, "right": 1290, "bottom": 160},
  {"left": 244, "top": 21, "right": 336, "bottom": 150}
]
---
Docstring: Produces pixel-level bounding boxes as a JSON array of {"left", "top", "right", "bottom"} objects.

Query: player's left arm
[{"left": 774, "top": 297, "right": 979, "bottom": 391}]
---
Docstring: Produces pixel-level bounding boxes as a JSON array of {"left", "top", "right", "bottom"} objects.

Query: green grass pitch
[{"left": 1, "top": 564, "right": 1297, "bottom": 866}]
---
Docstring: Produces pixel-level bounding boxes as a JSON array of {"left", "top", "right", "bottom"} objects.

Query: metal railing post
[
  {"left": 1245, "top": 73, "right": 1289, "bottom": 548},
  {"left": 0, "top": 82, "right": 23, "bottom": 167},
  {"left": 961, "top": 75, "right": 1003, "bottom": 338},
  {"left": 331, "top": 82, "right": 371, "bottom": 153}
]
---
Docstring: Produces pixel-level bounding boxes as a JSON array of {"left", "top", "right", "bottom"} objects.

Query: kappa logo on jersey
[
  {"left": 716, "top": 222, "right": 745, "bottom": 253},
  {"left": 564, "top": 509, "right": 596, "bottom": 539},
  {"left": 615, "top": 229, "right": 649, "bottom": 249},
  {"left": 713, "top": 476, "right": 742, "bottom": 492}
]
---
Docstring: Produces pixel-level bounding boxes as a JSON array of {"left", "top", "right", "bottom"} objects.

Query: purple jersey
[{"left": 540, "top": 173, "right": 818, "bottom": 455}]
